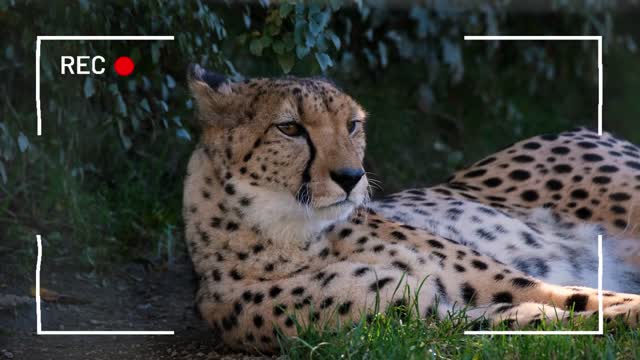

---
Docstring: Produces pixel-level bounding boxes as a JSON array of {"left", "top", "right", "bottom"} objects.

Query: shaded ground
[{"left": 0, "top": 258, "right": 270, "bottom": 360}]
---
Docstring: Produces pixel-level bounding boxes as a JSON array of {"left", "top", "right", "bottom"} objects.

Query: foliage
[{"left": 0, "top": 0, "right": 638, "bottom": 272}]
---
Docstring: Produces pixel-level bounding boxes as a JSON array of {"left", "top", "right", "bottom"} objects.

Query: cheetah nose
[{"left": 330, "top": 168, "right": 364, "bottom": 195}]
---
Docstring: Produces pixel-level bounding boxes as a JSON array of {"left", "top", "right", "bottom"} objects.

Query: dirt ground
[{"left": 0, "top": 257, "right": 274, "bottom": 360}]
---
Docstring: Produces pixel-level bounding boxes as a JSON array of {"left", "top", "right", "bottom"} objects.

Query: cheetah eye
[
  {"left": 347, "top": 119, "right": 361, "bottom": 135},
  {"left": 276, "top": 122, "right": 305, "bottom": 137}
]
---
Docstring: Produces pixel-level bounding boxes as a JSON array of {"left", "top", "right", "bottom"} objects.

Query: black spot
[
  {"left": 583, "top": 153, "right": 604, "bottom": 162},
  {"left": 264, "top": 263, "right": 275, "bottom": 272},
  {"left": 390, "top": 231, "right": 407, "bottom": 241},
  {"left": 320, "top": 297, "right": 334, "bottom": 309},
  {"left": 284, "top": 316, "right": 294, "bottom": 327},
  {"left": 553, "top": 164, "right": 573, "bottom": 173},
  {"left": 230, "top": 269, "right": 243, "bottom": 280},
  {"left": 372, "top": 245, "right": 385, "bottom": 252},
  {"left": 565, "top": 294, "right": 589, "bottom": 312},
  {"left": 570, "top": 189, "right": 589, "bottom": 199},
  {"left": 318, "top": 247, "right": 330, "bottom": 258},
  {"left": 337, "top": 301, "right": 352, "bottom": 315},
  {"left": 545, "top": 179, "right": 563, "bottom": 191},
  {"left": 476, "top": 228, "right": 497, "bottom": 241},
  {"left": 593, "top": 176, "right": 611, "bottom": 184},
  {"left": 273, "top": 304, "right": 286, "bottom": 316},
  {"left": 598, "top": 165, "right": 619, "bottom": 173},
  {"left": 269, "top": 286, "right": 283, "bottom": 298},
  {"left": 609, "top": 192, "right": 631, "bottom": 201},
  {"left": 494, "top": 274, "right": 505, "bottom": 281},
  {"left": 509, "top": 170, "right": 531, "bottom": 181},
  {"left": 357, "top": 236, "right": 369, "bottom": 245},
  {"left": 321, "top": 273, "right": 338, "bottom": 287},
  {"left": 210, "top": 217, "right": 222, "bottom": 228},
  {"left": 521, "top": 232, "right": 541, "bottom": 248},
  {"left": 461, "top": 283, "right": 477, "bottom": 306},
  {"left": 291, "top": 287, "right": 305, "bottom": 296},
  {"left": 511, "top": 277, "right": 537, "bottom": 288},
  {"left": 471, "top": 260, "right": 488, "bottom": 270},
  {"left": 614, "top": 219, "right": 628, "bottom": 229},
  {"left": 354, "top": 267, "right": 370, "bottom": 277},
  {"left": 575, "top": 207, "right": 592, "bottom": 220},
  {"left": 226, "top": 222, "right": 239, "bottom": 231},
  {"left": 464, "top": 169, "right": 487, "bottom": 178},
  {"left": 523, "top": 142, "right": 541, "bottom": 149},
  {"left": 392, "top": 261, "right": 411, "bottom": 272},
  {"left": 610, "top": 205, "right": 626, "bottom": 214},
  {"left": 492, "top": 292, "right": 513, "bottom": 303},
  {"left": 253, "top": 314, "right": 264, "bottom": 328},
  {"left": 427, "top": 239, "right": 444, "bottom": 249},
  {"left": 577, "top": 141, "right": 597, "bottom": 149},
  {"left": 224, "top": 183, "right": 236, "bottom": 195},
  {"left": 243, "top": 152, "right": 253, "bottom": 162},
  {"left": 211, "top": 269, "right": 222, "bottom": 281},
  {"left": 625, "top": 161, "right": 640, "bottom": 170},
  {"left": 483, "top": 177, "right": 503, "bottom": 187},
  {"left": 253, "top": 292, "right": 265, "bottom": 304},
  {"left": 454, "top": 264, "right": 466, "bottom": 272},
  {"left": 339, "top": 228, "right": 353, "bottom": 239},
  {"left": 369, "top": 277, "right": 394, "bottom": 292},
  {"left": 435, "top": 277, "right": 449, "bottom": 302},
  {"left": 513, "top": 155, "right": 535, "bottom": 163},
  {"left": 551, "top": 146, "right": 570, "bottom": 155},
  {"left": 520, "top": 190, "right": 539, "bottom": 202},
  {"left": 242, "top": 291, "right": 253, "bottom": 302},
  {"left": 476, "top": 157, "right": 498, "bottom": 166}
]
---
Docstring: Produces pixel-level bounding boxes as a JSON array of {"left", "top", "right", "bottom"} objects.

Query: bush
[{"left": 1, "top": 0, "right": 635, "bottom": 270}]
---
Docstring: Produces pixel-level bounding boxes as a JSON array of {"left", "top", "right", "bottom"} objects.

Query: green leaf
[
  {"left": 140, "top": 98, "right": 151, "bottom": 113},
  {"left": 315, "top": 52, "right": 333, "bottom": 71},
  {"left": 165, "top": 74, "right": 176, "bottom": 89},
  {"left": 151, "top": 43, "right": 160, "bottom": 64},
  {"left": 328, "top": 32, "right": 341, "bottom": 49},
  {"left": 249, "top": 38, "right": 264, "bottom": 56},
  {"left": 273, "top": 40, "right": 285, "bottom": 55},
  {"left": 117, "top": 119, "right": 132, "bottom": 150},
  {"left": 116, "top": 95, "right": 127, "bottom": 116},
  {"left": 260, "top": 35, "right": 273, "bottom": 48},
  {"left": 243, "top": 8, "right": 251, "bottom": 28},
  {"left": 0, "top": 161, "right": 6, "bottom": 184},
  {"left": 280, "top": 2, "right": 294, "bottom": 18},
  {"left": 17, "top": 132, "right": 29, "bottom": 152},
  {"left": 176, "top": 128, "right": 191, "bottom": 142},
  {"left": 83, "top": 77, "right": 95, "bottom": 98},
  {"left": 296, "top": 45, "right": 310, "bottom": 59},
  {"left": 278, "top": 53, "right": 295, "bottom": 73},
  {"left": 378, "top": 41, "right": 388, "bottom": 68}
]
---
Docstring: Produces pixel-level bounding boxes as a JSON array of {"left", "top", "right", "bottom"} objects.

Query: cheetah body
[{"left": 183, "top": 66, "right": 640, "bottom": 353}]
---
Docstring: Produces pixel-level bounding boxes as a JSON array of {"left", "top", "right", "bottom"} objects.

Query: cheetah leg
[
  {"left": 468, "top": 300, "right": 640, "bottom": 329},
  {"left": 198, "top": 262, "right": 433, "bottom": 353}
]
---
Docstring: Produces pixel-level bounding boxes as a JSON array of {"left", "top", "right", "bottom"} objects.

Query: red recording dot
[{"left": 114, "top": 56, "right": 135, "bottom": 76}]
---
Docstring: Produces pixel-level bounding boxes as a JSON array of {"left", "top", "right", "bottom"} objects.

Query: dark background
[{"left": 1, "top": 2, "right": 640, "bottom": 357}]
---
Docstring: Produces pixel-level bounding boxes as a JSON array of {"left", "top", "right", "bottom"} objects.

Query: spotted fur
[{"left": 183, "top": 66, "right": 640, "bottom": 353}]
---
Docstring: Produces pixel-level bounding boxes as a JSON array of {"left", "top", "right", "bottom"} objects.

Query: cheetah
[{"left": 183, "top": 64, "right": 640, "bottom": 353}]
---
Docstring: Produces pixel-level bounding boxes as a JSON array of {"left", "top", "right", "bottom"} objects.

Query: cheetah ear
[{"left": 187, "top": 64, "right": 243, "bottom": 128}]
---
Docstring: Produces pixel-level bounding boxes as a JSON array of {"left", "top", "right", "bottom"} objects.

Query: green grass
[{"left": 279, "top": 291, "right": 640, "bottom": 360}]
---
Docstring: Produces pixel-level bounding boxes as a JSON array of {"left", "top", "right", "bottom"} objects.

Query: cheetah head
[{"left": 187, "top": 64, "right": 368, "bottom": 244}]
